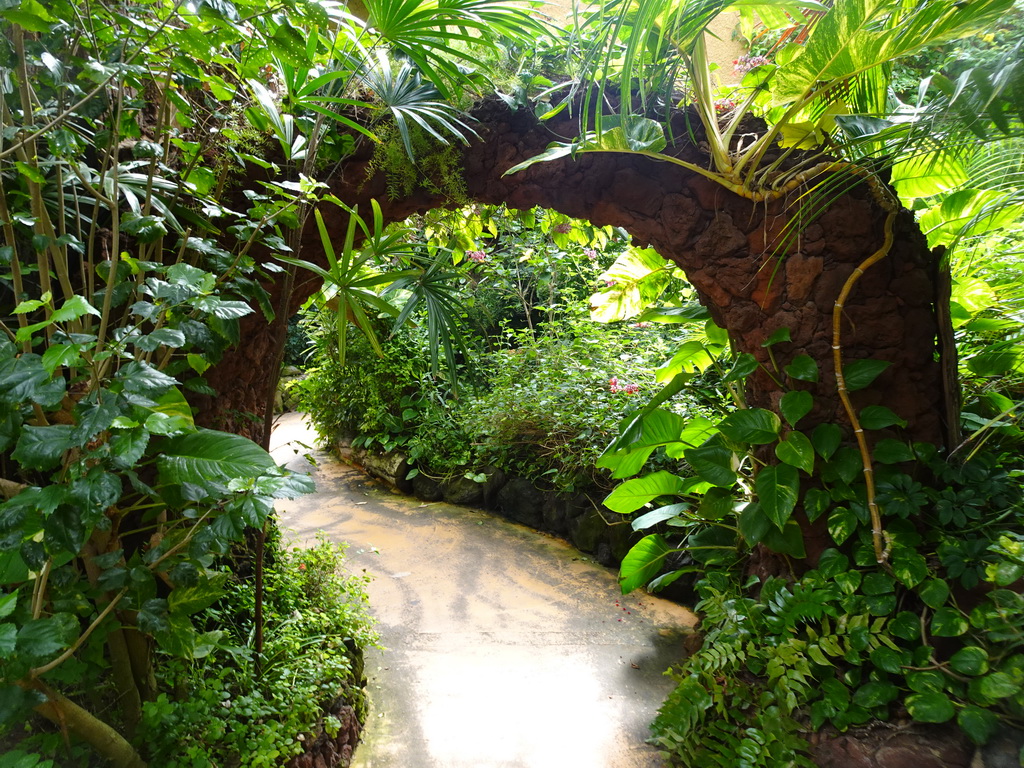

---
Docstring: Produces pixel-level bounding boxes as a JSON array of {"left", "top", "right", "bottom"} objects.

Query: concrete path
[{"left": 270, "top": 413, "right": 697, "bottom": 768}]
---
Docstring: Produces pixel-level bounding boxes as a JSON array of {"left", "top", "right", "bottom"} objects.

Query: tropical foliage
[{"left": 0, "top": 0, "right": 541, "bottom": 764}]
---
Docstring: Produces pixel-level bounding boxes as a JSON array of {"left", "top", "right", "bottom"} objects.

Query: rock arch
[{"left": 203, "top": 98, "right": 948, "bottom": 452}]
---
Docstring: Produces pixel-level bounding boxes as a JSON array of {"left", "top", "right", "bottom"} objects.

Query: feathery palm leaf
[
  {"left": 360, "top": 51, "right": 477, "bottom": 159},
  {"left": 385, "top": 252, "right": 472, "bottom": 387},
  {"left": 361, "top": 0, "right": 548, "bottom": 97}
]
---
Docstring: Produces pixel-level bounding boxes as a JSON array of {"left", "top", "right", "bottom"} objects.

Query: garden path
[{"left": 270, "top": 412, "right": 697, "bottom": 768}]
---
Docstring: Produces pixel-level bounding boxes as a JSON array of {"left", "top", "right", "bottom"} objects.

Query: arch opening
[{"left": 203, "top": 98, "right": 947, "bottom": 453}]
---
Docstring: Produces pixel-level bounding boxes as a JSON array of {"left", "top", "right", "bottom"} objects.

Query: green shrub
[
  {"left": 139, "top": 534, "right": 376, "bottom": 767},
  {"left": 459, "top": 321, "right": 709, "bottom": 493}
]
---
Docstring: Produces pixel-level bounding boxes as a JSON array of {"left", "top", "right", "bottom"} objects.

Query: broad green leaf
[
  {"left": 723, "top": 352, "right": 759, "bottom": 382},
  {"left": 655, "top": 340, "right": 717, "bottom": 381},
  {"left": 168, "top": 574, "right": 228, "bottom": 616},
  {"left": 917, "top": 578, "right": 950, "bottom": 609},
  {"left": 756, "top": 464, "right": 800, "bottom": 530},
  {"left": 134, "top": 328, "right": 187, "bottom": 352},
  {"left": 0, "top": 592, "right": 16, "bottom": 620},
  {"left": 891, "top": 150, "right": 968, "bottom": 200},
  {"left": 775, "top": 432, "right": 815, "bottom": 475},
  {"left": 684, "top": 437, "right": 737, "bottom": 487},
  {"left": 785, "top": 354, "right": 818, "bottom": 382},
  {"left": 920, "top": 189, "right": 1024, "bottom": 249},
  {"left": 41, "top": 344, "right": 81, "bottom": 375},
  {"left": 717, "top": 408, "right": 781, "bottom": 444},
  {"left": 50, "top": 295, "right": 100, "bottom": 324},
  {"left": 853, "top": 681, "right": 899, "bottom": 708},
  {"left": 17, "top": 614, "right": 75, "bottom": 660},
  {"left": 603, "top": 471, "right": 687, "bottom": 514},
  {"left": 906, "top": 692, "right": 955, "bottom": 723},
  {"left": 891, "top": 548, "right": 928, "bottom": 588},
  {"left": 950, "top": 647, "right": 989, "bottom": 677},
  {"left": 0, "top": 354, "right": 65, "bottom": 407},
  {"left": 697, "top": 487, "right": 734, "bottom": 520},
  {"left": 121, "top": 214, "right": 168, "bottom": 244},
  {"left": 805, "top": 487, "right": 831, "bottom": 521},
  {"left": 12, "top": 425, "right": 75, "bottom": 471},
  {"left": 619, "top": 534, "right": 674, "bottom": 594},
  {"left": 597, "top": 408, "right": 687, "bottom": 479},
  {"left": 589, "top": 248, "right": 673, "bottom": 323},
  {"left": 738, "top": 502, "right": 771, "bottom": 545},
  {"left": 977, "top": 671, "right": 1020, "bottom": 699},
  {"left": 149, "top": 387, "right": 195, "bottom": 426},
  {"left": 762, "top": 327, "right": 791, "bottom": 347},
  {"left": 110, "top": 428, "right": 149, "bottom": 470},
  {"left": 859, "top": 406, "right": 907, "bottom": 430},
  {"left": 0, "top": 624, "right": 15, "bottom": 659},
  {"left": 843, "top": 359, "right": 890, "bottom": 391},
  {"left": 890, "top": 611, "right": 921, "bottom": 641},
  {"left": 908, "top": 670, "right": 946, "bottom": 693},
  {"left": 771, "top": 0, "right": 1011, "bottom": 109},
  {"left": 145, "top": 412, "right": 194, "bottom": 436},
  {"left": 811, "top": 423, "right": 842, "bottom": 459},
  {"left": 869, "top": 646, "right": 904, "bottom": 674},
  {"left": 817, "top": 548, "right": 849, "bottom": 578},
  {"left": 762, "top": 519, "right": 806, "bottom": 558},
  {"left": 931, "top": 607, "right": 969, "bottom": 637},
  {"left": 159, "top": 429, "right": 276, "bottom": 489},
  {"left": 780, "top": 390, "right": 813, "bottom": 427},
  {"left": 873, "top": 439, "right": 914, "bottom": 464},
  {"left": 585, "top": 115, "right": 667, "bottom": 153},
  {"left": 958, "top": 706, "right": 1000, "bottom": 745},
  {"left": 828, "top": 506, "right": 857, "bottom": 545},
  {"left": 822, "top": 446, "right": 862, "bottom": 485}
]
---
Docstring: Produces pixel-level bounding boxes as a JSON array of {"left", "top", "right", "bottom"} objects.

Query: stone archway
[{"left": 201, "top": 98, "right": 950, "bottom": 459}]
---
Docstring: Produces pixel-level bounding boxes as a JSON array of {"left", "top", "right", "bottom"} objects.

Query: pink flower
[
  {"left": 467, "top": 250, "right": 487, "bottom": 263},
  {"left": 714, "top": 99, "right": 737, "bottom": 113},
  {"left": 734, "top": 55, "right": 771, "bottom": 74},
  {"left": 609, "top": 376, "right": 620, "bottom": 393},
  {"left": 630, "top": 321, "right": 652, "bottom": 329},
  {"left": 624, "top": 383, "right": 640, "bottom": 394},
  {"left": 604, "top": 279, "right": 617, "bottom": 288},
  {"left": 584, "top": 248, "right": 598, "bottom": 259},
  {"left": 299, "top": 563, "right": 306, "bottom": 571},
  {"left": 553, "top": 222, "right": 572, "bottom": 234}
]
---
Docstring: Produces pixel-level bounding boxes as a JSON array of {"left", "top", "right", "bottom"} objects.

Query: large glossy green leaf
[
  {"left": 684, "top": 436, "right": 738, "bottom": 487},
  {"left": 589, "top": 248, "right": 674, "bottom": 323},
  {"left": 596, "top": 408, "right": 687, "bottom": 479},
  {"left": 158, "top": 429, "right": 276, "bottom": 488},
  {"left": 843, "top": 359, "right": 890, "bottom": 392},
  {"left": 906, "top": 692, "right": 955, "bottom": 723},
  {"left": 775, "top": 431, "right": 815, "bottom": 475},
  {"left": 717, "top": 408, "right": 781, "bottom": 445},
  {"left": 919, "top": 188, "right": 1024, "bottom": 247},
  {"left": 619, "top": 533, "right": 674, "bottom": 594},
  {"left": 756, "top": 464, "right": 800, "bottom": 530},
  {"left": 780, "top": 390, "right": 813, "bottom": 427},
  {"left": 603, "top": 471, "right": 687, "bottom": 514},
  {"left": 771, "top": 0, "right": 1012, "bottom": 108},
  {"left": 891, "top": 150, "right": 968, "bottom": 200}
]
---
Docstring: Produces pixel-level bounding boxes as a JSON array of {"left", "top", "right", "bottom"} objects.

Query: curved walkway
[{"left": 271, "top": 413, "right": 697, "bottom": 768}]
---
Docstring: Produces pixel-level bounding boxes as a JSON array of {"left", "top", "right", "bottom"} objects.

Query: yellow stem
[{"left": 832, "top": 208, "right": 896, "bottom": 565}]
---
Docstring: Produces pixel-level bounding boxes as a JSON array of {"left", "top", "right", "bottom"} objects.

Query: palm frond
[{"left": 360, "top": 51, "right": 477, "bottom": 160}]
